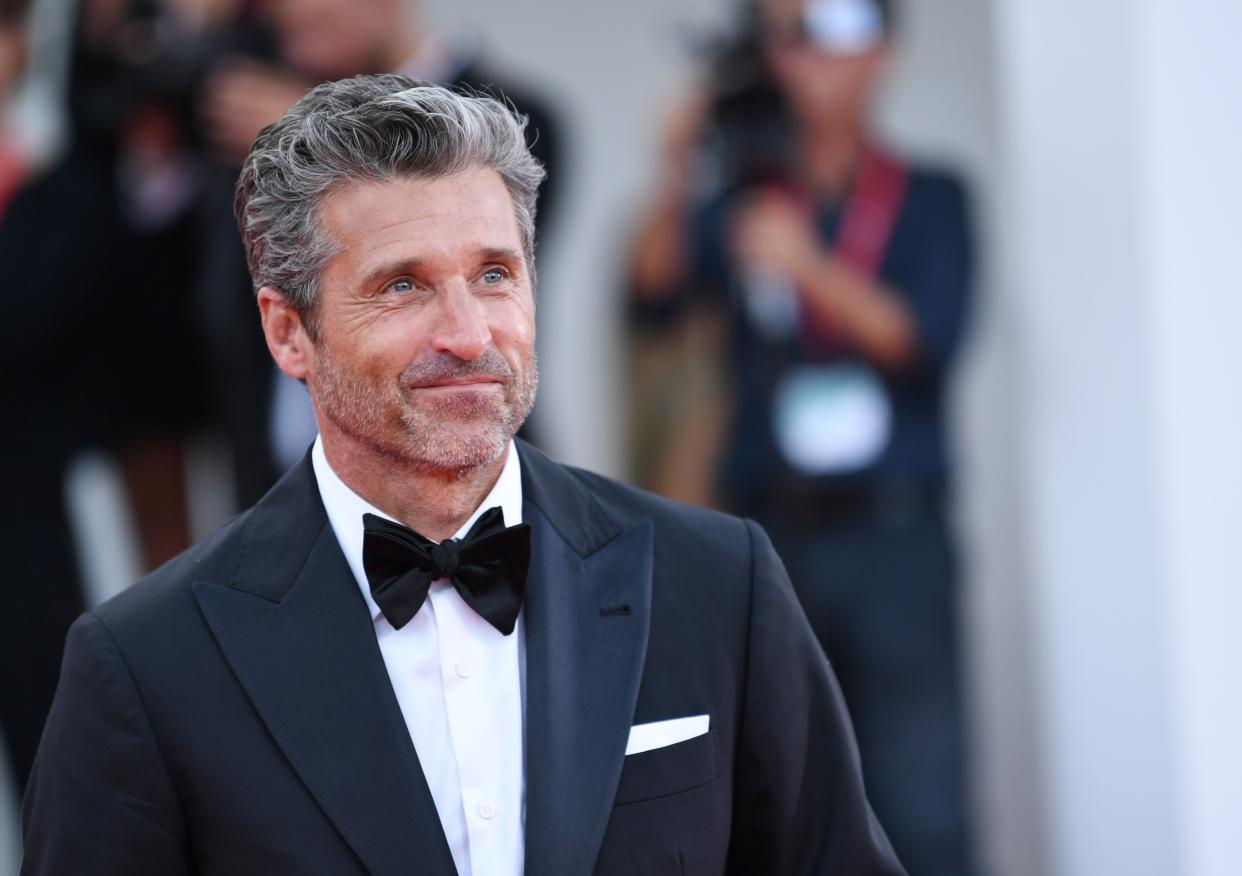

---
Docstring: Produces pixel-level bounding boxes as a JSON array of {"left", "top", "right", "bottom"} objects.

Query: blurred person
[
  {"left": 0, "top": 0, "right": 23, "bottom": 194},
  {"left": 23, "top": 76, "right": 904, "bottom": 875},
  {"left": 0, "top": 0, "right": 130, "bottom": 793},
  {"left": 0, "top": 0, "right": 264, "bottom": 791},
  {"left": 628, "top": 1, "right": 975, "bottom": 873},
  {"left": 195, "top": 0, "right": 562, "bottom": 507},
  {"left": 65, "top": 0, "right": 274, "bottom": 569}
]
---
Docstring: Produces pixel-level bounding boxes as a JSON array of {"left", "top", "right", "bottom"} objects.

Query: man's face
[
  {"left": 759, "top": 0, "right": 887, "bottom": 124},
  {"left": 272, "top": 0, "right": 405, "bottom": 80},
  {"left": 304, "top": 169, "right": 537, "bottom": 473}
]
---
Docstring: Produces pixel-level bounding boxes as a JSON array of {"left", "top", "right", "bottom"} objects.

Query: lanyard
[{"left": 801, "top": 146, "right": 909, "bottom": 355}]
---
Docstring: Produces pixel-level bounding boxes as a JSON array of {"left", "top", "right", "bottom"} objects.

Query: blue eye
[
  {"left": 389, "top": 278, "right": 415, "bottom": 294},
  {"left": 482, "top": 269, "right": 506, "bottom": 284}
]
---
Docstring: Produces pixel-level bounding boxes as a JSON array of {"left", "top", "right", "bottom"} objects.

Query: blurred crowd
[{"left": 2, "top": 0, "right": 978, "bottom": 873}]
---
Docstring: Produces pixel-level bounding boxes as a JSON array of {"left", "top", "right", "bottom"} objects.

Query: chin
[{"left": 400, "top": 420, "right": 514, "bottom": 473}]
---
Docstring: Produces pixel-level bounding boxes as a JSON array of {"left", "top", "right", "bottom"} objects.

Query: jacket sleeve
[
  {"left": 726, "top": 520, "right": 907, "bottom": 875},
  {"left": 21, "top": 612, "right": 190, "bottom": 875}
]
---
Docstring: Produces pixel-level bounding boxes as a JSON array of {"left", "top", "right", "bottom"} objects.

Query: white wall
[
  {"left": 994, "top": 1, "right": 1179, "bottom": 871},
  {"left": 1143, "top": 2, "right": 1242, "bottom": 874}
]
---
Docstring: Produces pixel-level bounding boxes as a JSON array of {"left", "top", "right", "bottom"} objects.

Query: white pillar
[
  {"left": 993, "top": 1, "right": 1242, "bottom": 873},
  {"left": 1143, "top": 3, "right": 1242, "bottom": 875}
]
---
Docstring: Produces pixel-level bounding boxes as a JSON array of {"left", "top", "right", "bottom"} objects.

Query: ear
[{"left": 257, "top": 287, "right": 314, "bottom": 380}]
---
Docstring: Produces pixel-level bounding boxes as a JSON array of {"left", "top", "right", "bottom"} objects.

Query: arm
[
  {"left": 22, "top": 613, "right": 190, "bottom": 875},
  {"left": 629, "top": 169, "right": 697, "bottom": 302},
  {"left": 731, "top": 195, "right": 918, "bottom": 369},
  {"left": 628, "top": 87, "right": 714, "bottom": 304},
  {"left": 726, "top": 520, "right": 906, "bottom": 875},
  {"left": 795, "top": 254, "right": 919, "bottom": 369}
]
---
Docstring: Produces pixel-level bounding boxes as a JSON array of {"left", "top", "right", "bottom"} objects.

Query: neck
[
  {"left": 319, "top": 425, "right": 508, "bottom": 543},
  {"left": 796, "top": 114, "right": 868, "bottom": 197}
]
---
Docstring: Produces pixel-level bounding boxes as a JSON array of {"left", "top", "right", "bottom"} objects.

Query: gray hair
[{"left": 234, "top": 74, "right": 546, "bottom": 333}]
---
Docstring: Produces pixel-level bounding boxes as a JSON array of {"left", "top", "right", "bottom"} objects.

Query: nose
[{"left": 431, "top": 280, "right": 492, "bottom": 361}]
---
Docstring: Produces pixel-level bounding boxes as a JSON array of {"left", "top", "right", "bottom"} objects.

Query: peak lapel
[
  {"left": 192, "top": 459, "right": 455, "bottom": 876},
  {"left": 518, "top": 443, "right": 654, "bottom": 875}
]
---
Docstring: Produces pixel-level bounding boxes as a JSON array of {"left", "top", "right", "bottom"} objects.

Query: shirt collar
[{"left": 312, "top": 436, "right": 524, "bottom": 622}]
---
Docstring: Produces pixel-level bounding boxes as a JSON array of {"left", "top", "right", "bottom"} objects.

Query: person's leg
[
  {"left": 0, "top": 461, "right": 85, "bottom": 794},
  {"left": 777, "top": 516, "right": 974, "bottom": 876}
]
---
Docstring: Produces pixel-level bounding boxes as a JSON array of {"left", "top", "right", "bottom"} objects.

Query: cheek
[
  {"left": 490, "top": 298, "right": 536, "bottom": 350},
  {"left": 325, "top": 323, "right": 416, "bottom": 382}
]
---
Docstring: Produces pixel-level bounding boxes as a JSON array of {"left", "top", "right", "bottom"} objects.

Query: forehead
[{"left": 317, "top": 169, "right": 523, "bottom": 274}]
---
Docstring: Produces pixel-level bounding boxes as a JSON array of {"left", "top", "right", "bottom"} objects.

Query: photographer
[{"left": 628, "top": 1, "right": 975, "bottom": 873}]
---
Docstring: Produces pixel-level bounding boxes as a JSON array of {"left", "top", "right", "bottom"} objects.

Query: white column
[
  {"left": 993, "top": 0, "right": 1242, "bottom": 873},
  {"left": 1143, "top": 3, "right": 1242, "bottom": 875}
]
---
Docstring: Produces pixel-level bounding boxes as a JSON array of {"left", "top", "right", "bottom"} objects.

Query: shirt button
[
  {"left": 455, "top": 658, "right": 476, "bottom": 679},
  {"left": 478, "top": 800, "right": 496, "bottom": 819}
]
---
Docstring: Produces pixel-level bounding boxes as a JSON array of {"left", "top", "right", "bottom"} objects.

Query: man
[
  {"left": 23, "top": 75, "right": 903, "bottom": 875},
  {"left": 629, "top": 1, "right": 975, "bottom": 873}
]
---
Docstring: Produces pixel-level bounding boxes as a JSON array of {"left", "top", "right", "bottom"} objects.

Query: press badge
[{"left": 773, "top": 363, "right": 891, "bottom": 475}]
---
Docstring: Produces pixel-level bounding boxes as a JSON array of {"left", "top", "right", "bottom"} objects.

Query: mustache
[{"left": 399, "top": 349, "right": 514, "bottom": 388}]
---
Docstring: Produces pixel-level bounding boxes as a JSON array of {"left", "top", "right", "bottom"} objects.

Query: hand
[
  {"left": 200, "top": 62, "right": 311, "bottom": 163},
  {"left": 732, "top": 193, "right": 919, "bottom": 367},
  {"left": 730, "top": 192, "right": 825, "bottom": 282}
]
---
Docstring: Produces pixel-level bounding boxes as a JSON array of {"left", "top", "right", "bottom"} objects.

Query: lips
[
  {"left": 430, "top": 377, "right": 498, "bottom": 385},
  {"left": 408, "top": 378, "right": 505, "bottom": 399},
  {"left": 412, "top": 377, "right": 502, "bottom": 389}
]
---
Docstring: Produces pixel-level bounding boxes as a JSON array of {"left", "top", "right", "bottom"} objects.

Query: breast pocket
[{"left": 613, "top": 728, "right": 721, "bottom": 806}]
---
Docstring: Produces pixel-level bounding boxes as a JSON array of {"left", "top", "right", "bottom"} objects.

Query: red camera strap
[
  {"left": 0, "top": 142, "right": 28, "bottom": 223},
  {"left": 802, "top": 145, "right": 909, "bottom": 353},
  {"left": 836, "top": 146, "right": 909, "bottom": 276}
]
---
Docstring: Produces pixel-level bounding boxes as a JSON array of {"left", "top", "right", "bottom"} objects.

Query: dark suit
[{"left": 22, "top": 441, "right": 904, "bottom": 875}]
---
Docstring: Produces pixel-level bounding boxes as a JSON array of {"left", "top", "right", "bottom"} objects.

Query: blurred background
[{"left": 1, "top": 0, "right": 1239, "bottom": 874}]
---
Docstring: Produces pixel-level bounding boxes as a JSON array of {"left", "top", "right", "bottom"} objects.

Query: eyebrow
[
  {"left": 476, "top": 247, "right": 525, "bottom": 267},
  {"left": 359, "top": 258, "right": 426, "bottom": 292}
]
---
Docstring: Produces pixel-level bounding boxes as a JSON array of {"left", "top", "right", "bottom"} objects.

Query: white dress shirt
[{"left": 312, "top": 437, "right": 525, "bottom": 876}]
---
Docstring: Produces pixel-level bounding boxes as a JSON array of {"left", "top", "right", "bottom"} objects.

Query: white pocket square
[{"left": 625, "top": 714, "right": 710, "bottom": 756}]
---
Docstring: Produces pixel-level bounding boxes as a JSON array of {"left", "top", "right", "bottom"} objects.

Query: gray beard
[{"left": 312, "top": 344, "right": 538, "bottom": 474}]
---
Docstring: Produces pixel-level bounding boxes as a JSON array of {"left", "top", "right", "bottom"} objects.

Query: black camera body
[{"left": 700, "top": 38, "right": 797, "bottom": 190}]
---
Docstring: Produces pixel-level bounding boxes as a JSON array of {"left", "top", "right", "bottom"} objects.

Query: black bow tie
[{"left": 361, "top": 508, "right": 531, "bottom": 635}]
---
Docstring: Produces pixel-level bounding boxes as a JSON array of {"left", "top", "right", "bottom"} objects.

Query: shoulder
[
  {"left": 89, "top": 509, "right": 252, "bottom": 645},
  {"left": 548, "top": 461, "right": 757, "bottom": 567},
  {"left": 532, "top": 458, "right": 769, "bottom": 652},
  {"left": 90, "top": 456, "right": 323, "bottom": 642}
]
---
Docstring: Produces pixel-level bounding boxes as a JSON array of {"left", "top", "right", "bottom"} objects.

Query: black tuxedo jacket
[{"left": 22, "top": 441, "right": 903, "bottom": 875}]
